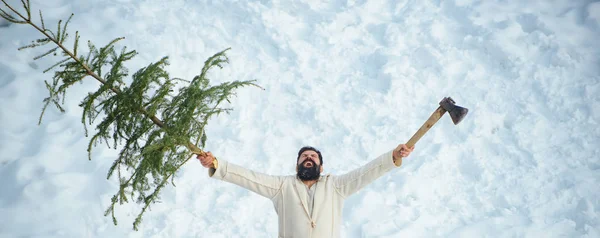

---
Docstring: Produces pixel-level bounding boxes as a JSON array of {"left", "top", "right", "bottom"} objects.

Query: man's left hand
[{"left": 393, "top": 144, "right": 414, "bottom": 161}]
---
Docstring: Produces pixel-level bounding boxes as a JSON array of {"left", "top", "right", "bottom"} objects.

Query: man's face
[
  {"left": 297, "top": 150, "right": 322, "bottom": 181},
  {"left": 298, "top": 150, "right": 320, "bottom": 167}
]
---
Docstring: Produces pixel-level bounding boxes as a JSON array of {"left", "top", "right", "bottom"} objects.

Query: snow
[{"left": 1, "top": 0, "right": 599, "bottom": 237}]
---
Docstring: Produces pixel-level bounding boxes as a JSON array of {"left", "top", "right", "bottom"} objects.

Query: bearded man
[{"left": 197, "top": 144, "right": 413, "bottom": 238}]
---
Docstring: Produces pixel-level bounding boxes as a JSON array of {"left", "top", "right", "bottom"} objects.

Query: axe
[{"left": 395, "top": 97, "right": 468, "bottom": 166}]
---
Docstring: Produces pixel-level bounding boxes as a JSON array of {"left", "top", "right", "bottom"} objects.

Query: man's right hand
[{"left": 197, "top": 152, "right": 216, "bottom": 168}]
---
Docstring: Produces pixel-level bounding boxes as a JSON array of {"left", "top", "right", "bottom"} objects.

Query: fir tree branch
[
  {"left": 1, "top": 0, "right": 263, "bottom": 231},
  {"left": 2, "top": 0, "right": 27, "bottom": 20}
]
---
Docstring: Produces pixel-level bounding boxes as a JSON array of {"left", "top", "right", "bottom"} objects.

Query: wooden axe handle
[{"left": 405, "top": 106, "right": 447, "bottom": 148}]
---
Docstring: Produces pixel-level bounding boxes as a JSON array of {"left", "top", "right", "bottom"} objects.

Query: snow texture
[{"left": 0, "top": 0, "right": 599, "bottom": 237}]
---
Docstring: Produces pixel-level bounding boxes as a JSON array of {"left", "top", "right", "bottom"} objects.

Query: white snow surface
[{"left": 1, "top": 0, "right": 599, "bottom": 237}]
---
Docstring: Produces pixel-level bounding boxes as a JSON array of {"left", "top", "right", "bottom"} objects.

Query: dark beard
[{"left": 297, "top": 162, "right": 320, "bottom": 181}]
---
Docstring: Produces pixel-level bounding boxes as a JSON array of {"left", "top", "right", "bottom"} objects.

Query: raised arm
[
  {"left": 332, "top": 144, "right": 413, "bottom": 198},
  {"left": 198, "top": 152, "right": 284, "bottom": 199}
]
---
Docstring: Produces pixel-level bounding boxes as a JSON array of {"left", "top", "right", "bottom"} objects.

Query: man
[{"left": 197, "top": 144, "right": 414, "bottom": 238}]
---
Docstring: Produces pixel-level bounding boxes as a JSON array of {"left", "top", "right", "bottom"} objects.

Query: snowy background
[{"left": 1, "top": 0, "right": 599, "bottom": 237}]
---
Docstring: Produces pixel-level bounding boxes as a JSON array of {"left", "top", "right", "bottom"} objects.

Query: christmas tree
[{"left": 1, "top": 0, "right": 260, "bottom": 230}]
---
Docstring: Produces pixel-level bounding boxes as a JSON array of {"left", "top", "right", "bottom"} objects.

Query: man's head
[{"left": 296, "top": 146, "right": 323, "bottom": 181}]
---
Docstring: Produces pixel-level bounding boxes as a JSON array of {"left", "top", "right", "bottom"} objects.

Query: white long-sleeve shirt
[{"left": 208, "top": 150, "right": 399, "bottom": 238}]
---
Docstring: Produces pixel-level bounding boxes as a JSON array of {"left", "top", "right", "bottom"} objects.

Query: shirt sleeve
[
  {"left": 332, "top": 150, "right": 399, "bottom": 198},
  {"left": 209, "top": 159, "right": 284, "bottom": 199}
]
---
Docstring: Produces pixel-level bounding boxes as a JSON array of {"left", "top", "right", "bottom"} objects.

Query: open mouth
[{"left": 304, "top": 160, "right": 314, "bottom": 167}]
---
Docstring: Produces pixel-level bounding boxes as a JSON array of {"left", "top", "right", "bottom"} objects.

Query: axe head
[{"left": 439, "top": 97, "right": 468, "bottom": 125}]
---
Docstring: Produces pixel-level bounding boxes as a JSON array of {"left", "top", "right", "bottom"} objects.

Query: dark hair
[{"left": 297, "top": 146, "right": 323, "bottom": 165}]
